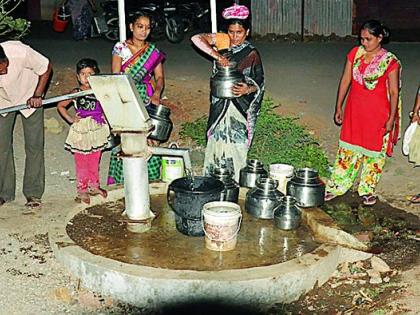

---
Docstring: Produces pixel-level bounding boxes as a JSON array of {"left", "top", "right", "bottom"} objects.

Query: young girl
[{"left": 57, "top": 58, "right": 110, "bottom": 204}]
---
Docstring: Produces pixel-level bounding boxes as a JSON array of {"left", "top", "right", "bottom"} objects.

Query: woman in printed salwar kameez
[
  {"left": 325, "top": 20, "right": 402, "bottom": 206},
  {"left": 107, "top": 12, "right": 165, "bottom": 185},
  {"left": 191, "top": 3, "right": 264, "bottom": 181}
]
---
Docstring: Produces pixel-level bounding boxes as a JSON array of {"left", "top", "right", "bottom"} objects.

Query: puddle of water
[{"left": 67, "top": 196, "right": 319, "bottom": 271}]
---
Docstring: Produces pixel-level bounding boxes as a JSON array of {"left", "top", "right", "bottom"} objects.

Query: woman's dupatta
[{"left": 120, "top": 42, "right": 166, "bottom": 103}]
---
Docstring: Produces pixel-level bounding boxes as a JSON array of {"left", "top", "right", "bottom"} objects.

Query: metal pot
[
  {"left": 210, "top": 166, "right": 240, "bottom": 203},
  {"left": 286, "top": 168, "right": 325, "bottom": 208},
  {"left": 167, "top": 176, "right": 224, "bottom": 236},
  {"left": 245, "top": 177, "right": 284, "bottom": 219},
  {"left": 146, "top": 104, "right": 173, "bottom": 142},
  {"left": 239, "top": 159, "right": 268, "bottom": 188},
  {"left": 210, "top": 61, "right": 244, "bottom": 99},
  {"left": 274, "top": 196, "right": 301, "bottom": 230}
]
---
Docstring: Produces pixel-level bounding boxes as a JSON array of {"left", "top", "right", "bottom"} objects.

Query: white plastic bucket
[
  {"left": 269, "top": 164, "right": 294, "bottom": 194},
  {"left": 202, "top": 201, "right": 242, "bottom": 252}
]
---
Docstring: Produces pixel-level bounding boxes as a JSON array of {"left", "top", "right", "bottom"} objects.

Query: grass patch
[{"left": 180, "top": 98, "right": 331, "bottom": 177}]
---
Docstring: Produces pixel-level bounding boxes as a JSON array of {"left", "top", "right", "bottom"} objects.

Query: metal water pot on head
[
  {"left": 210, "top": 60, "right": 245, "bottom": 99},
  {"left": 274, "top": 196, "right": 302, "bottom": 230},
  {"left": 286, "top": 168, "right": 325, "bottom": 208},
  {"left": 245, "top": 177, "right": 284, "bottom": 219},
  {"left": 210, "top": 166, "right": 240, "bottom": 203}
]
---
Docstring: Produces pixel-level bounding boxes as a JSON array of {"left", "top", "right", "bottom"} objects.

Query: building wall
[
  {"left": 353, "top": 0, "right": 420, "bottom": 41},
  {"left": 251, "top": 0, "right": 353, "bottom": 37}
]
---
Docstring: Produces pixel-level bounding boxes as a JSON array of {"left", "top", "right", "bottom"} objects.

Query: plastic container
[
  {"left": 269, "top": 163, "right": 294, "bottom": 194},
  {"left": 52, "top": 6, "right": 70, "bottom": 33},
  {"left": 202, "top": 201, "right": 242, "bottom": 251}
]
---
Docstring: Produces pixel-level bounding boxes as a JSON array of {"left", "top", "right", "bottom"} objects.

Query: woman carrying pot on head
[
  {"left": 325, "top": 20, "right": 402, "bottom": 206},
  {"left": 107, "top": 12, "right": 166, "bottom": 185},
  {"left": 191, "top": 3, "right": 264, "bottom": 181}
]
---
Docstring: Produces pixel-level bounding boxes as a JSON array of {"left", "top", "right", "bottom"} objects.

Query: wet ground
[
  {"left": 67, "top": 195, "right": 319, "bottom": 271},
  {"left": 322, "top": 192, "right": 420, "bottom": 271}
]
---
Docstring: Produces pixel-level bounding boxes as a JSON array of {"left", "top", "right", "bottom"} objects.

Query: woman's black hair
[
  {"left": 76, "top": 58, "right": 100, "bottom": 74},
  {"left": 127, "top": 11, "right": 152, "bottom": 39},
  {"left": 129, "top": 11, "right": 151, "bottom": 25},
  {"left": 360, "top": 20, "right": 390, "bottom": 44},
  {"left": 224, "top": 18, "right": 250, "bottom": 32}
]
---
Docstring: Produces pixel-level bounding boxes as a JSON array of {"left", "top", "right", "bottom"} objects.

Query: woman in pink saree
[{"left": 107, "top": 12, "right": 165, "bottom": 185}]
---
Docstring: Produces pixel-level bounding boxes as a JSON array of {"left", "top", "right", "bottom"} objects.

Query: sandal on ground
[
  {"left": 362, "top": 194, "right": 377, "bottom": 206},
  {"left": 25, "top": 197, "right": 42, "bottom": 209},
  {"left": 324, "top": 191, "right": 337, "bottom": 202},
  {"left": 74, "top": 192, "right": 90, "bottom": 205},
  {"left": 410, "top": 193, "right": 420, "bottom": 204},
  {"left": 88, "top": 187, "right": 108, "bottom": 198}
]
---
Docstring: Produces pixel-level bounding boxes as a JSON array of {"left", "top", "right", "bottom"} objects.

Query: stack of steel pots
[
  {"left": 146, "top": 104, "right": 173, "bottom": 143},
  {"left": 210, "top": 61, "right": 244, "bottom": 99},
  {"left": 239, "top": 159, "right": 268, "bottom": 188},
  {"left": 245, "top": 178, "right": 284, "bottom": 219},
  {"left": 210, "top": 166, "right": 240, "bottom": 203},
  {"left": 286, "top": 168, "right": 325, "bottom": 208}
]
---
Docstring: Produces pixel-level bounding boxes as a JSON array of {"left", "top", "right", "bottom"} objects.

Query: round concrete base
[{"left": 49, "top": 183, "right": 371, "bottom": 309}]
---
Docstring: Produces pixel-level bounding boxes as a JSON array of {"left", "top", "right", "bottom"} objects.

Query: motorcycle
[
  {"left": 174, "top": 1, "right": 211, "bottom": 35},
  {"left": 99, "top": 0, "right": 185, "bottom": 43}
]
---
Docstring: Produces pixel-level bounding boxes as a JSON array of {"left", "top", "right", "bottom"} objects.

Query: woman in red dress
[{"left": 325, "top": 20, "right": 401, "bottom": 206}]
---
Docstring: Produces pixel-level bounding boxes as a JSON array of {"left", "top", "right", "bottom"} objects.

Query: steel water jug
[
  {"left": 147, "top": 104, "right": 173, "bottom": 142},
  {"left": 239, "top": 159, "right": 268, "bottom": 188},
  {"left": 210, "top": 61, "right": 244, "bottom": 99},
  {"left": 286, "top": 168, "right": 325, "bottom": 208},
  {"left": 210, "top": 166, "right": 240, "bottom": 203},
  {"left": 245, "top": 177, "right": 284, "bottom": 219},
  {"left": 273, "top": 196, "right": 302, "bottom": 230}
]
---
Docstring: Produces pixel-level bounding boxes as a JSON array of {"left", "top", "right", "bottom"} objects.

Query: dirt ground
[{"left": 0, "top": 29, "right": 419, "bottom": 313}]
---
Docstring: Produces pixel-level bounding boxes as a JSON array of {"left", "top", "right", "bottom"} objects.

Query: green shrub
[
  {"left": 180, "top": 98, "right": 331, "bottom": 177},
  {"left": 0, "top": 0, "right": 30, "bottom": 39}
]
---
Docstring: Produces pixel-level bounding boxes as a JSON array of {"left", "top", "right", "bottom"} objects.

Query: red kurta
[{"left": 340, "top": 47, "right": 399, "bottom": 156}]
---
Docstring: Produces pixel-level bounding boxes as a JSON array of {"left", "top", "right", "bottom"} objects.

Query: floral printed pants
[{"left": 326, "top": 144, "right": 387, "bottom": 196}]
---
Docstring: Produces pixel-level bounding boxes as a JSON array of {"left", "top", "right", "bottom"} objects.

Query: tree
[{"left": 0, "top": 0, "right": 30, "bottom": 39}]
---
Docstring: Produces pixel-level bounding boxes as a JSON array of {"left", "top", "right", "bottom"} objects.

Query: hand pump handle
[{"left": 0, "top": 89, "right": 93, "bottom": 115}]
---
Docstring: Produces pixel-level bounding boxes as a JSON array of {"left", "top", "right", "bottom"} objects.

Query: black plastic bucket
[{"left": 167, "top": 176, "right": 224, "bottom": 236}]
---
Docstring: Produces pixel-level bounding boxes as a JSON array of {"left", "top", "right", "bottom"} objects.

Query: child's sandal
[{"left": 75, "top": 192, "right": 90, "bottom": 205}]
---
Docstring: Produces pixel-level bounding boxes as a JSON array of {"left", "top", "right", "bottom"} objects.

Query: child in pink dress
[{"left": 57, "top": 58, "right": 110, "bottom": 204}]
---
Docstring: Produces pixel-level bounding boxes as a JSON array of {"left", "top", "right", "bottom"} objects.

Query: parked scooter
[{"left": 99, "top": 0, "right": 185, "bottom": 43}]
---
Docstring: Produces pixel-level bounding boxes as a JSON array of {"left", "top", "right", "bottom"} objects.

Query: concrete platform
[{"left": 49, "top": 183, "right": 372, "bottom": 309}]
